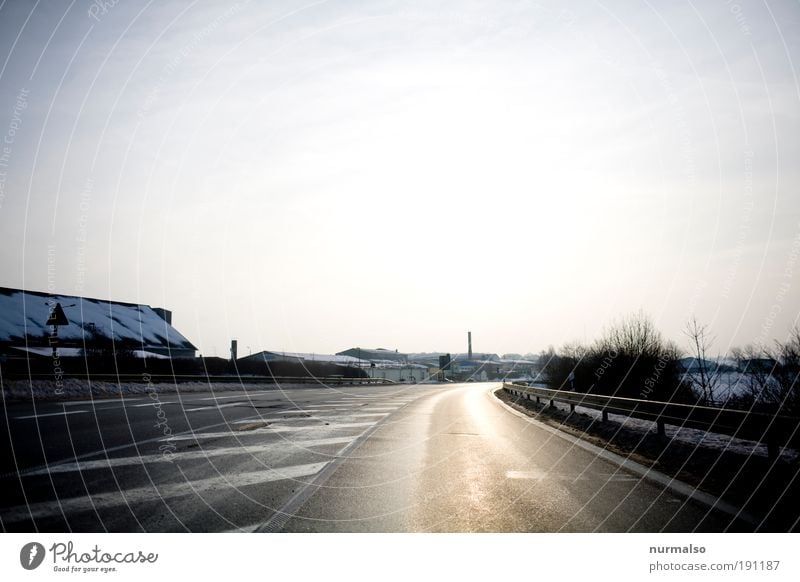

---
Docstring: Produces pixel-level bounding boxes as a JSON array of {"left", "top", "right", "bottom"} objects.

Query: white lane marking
[
  {"left": 506, "top": 470, "right": 547, "bottom": 480},
  {"left": 262, "top": 410, "right": 390, "bottom": 418},
  {"left": 194, "top": 395, "right": 251, "bottom": 401},
  {"left": 310, "top": 413, "right": 389, "bottom": 421},
  {"left": 21, "top": 438, "right": 355, "bottom": 476},
  {"left": 3, "top": 462, "right": 328, "bottom": 523},
  {"left": 277, "top": 410, "right": 324, "bottom": 415},
  {"left": 14, "top": 411, "right": 88, "bottom": 419},
  {"left": 262, "top": 421, "right": 376, "bottom": 431},
  {"left": 62, "top": 399, "right": 144, "bottom": 406},
  {"left": 184, "top": 403, "right": 242, "bottom": 412},
  {"left": 1, "top": 413, "right": 279, "bottom": 481},
  {"left": 131, "top": 402, "right": 180, "bottom": 408},
  {"left": 506, "top": 470, "right": 640, "bottom": 482},
  {"left": 163, "top": 422, "right": 376, "bottom": 442},
  {"left": 232, "top": 407, "right": 385, "bottom": 417}
]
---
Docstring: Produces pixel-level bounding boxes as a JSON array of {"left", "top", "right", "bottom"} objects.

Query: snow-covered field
[{"left": 681, "top": 370, "right": 774, "bottom": 401}]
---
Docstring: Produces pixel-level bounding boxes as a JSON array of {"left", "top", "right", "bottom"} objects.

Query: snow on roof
[
  {"left": 0, "top": 287, "right": 196, "bottom": 352},
  {"left": 12, "top": 346, "right": 170, "bottom": 359},
  {"left": 336, "top": 348, "right": 408, "bottom": 360},
  {"left": 243, "top": 351, "right": 370, "bottom": 365},
  {"left": 277, "top": 352, "right": 368, "bottom": 365}
]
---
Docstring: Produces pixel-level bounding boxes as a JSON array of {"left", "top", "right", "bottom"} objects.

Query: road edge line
[{"left": 490, "top": 387, "right": 757, "bottom": 526}]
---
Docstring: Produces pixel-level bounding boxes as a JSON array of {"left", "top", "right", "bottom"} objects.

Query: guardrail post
[
  {"left": 602, "top": 409, "right": 609, "bottom": 423},
  {"left": 536, "top": 396, "right": 540, "bottom": 404},
  {"left": 656, "top": 419, "right": 666, "bottom": 438},
  {"left": 766, "top": 429, "right": 780, "bottom": 460},
  {"left": 549, "top": 398, "right": 555, "bottom": 408},
  {"left": 569, "top": 403, "right": 575, "bottom": 413},
  {"left": 767, "top": 439, "right": 778, "bottom": 460}
]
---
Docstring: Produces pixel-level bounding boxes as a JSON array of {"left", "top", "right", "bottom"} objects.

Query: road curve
[{"left": 280, "top": 383, "right": 748, "bottom": 532}]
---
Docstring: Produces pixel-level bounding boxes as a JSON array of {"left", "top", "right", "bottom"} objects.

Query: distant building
[
  {"left": 238, "top": 351, "right": 369, "bottom": 366},
  {"left": 0, "top": 287, "right": 196, "bottom": 359},
  {"left": 336, "top": 347, "right": 408, "bottom": 365},
  {"left": 367, "top": 363, "right": 433, "bottom": 383},
  {"left": 408, "top": 352, "right": 447, "bottom": 367},
  {"left": 452, "top": 352, "right": 500, "bottom": 363}
]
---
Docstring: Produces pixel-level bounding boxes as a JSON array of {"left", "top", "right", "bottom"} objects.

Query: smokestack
[
  {"left": 230, "top": 339, "right": 238, "bottom": 361},
  {"left": 468, "top": 331, "right": 472, "bottom": 360}
]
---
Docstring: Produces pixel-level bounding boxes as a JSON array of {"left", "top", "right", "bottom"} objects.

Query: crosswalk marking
[
  {"left": 20, "top": 438, "right": 355, "bottom": 476},
  {"left": 3, "top": 462, "right": 329, "bottom": 523},
  {"left": 4, "top": 389, "right": 426, "bottom": 526}
]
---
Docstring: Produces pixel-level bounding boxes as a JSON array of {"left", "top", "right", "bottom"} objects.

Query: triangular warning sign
[{"left": 46, "top": 303, "right": 69, "bottom": 326}]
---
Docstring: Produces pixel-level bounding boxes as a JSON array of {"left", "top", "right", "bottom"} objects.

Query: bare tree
[
  {"left": 683, "top": 317, "right": 721, "bottom": 404},
  {"left": 730, "top": 332, "right": 799, "bottom": 413},
  {"left": 769, "top": 326, "right": 800, "bottom": 413},
  {"left": 589, "top": 311, "right": 684, "bottom": 400},
  {"left": 596, "top": 310, "right": 673, "bottom": 359}
]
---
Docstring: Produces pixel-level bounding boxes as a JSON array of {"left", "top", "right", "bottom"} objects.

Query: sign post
[{"left": 45, "top": 302, "right": 70, "bottom": 359}]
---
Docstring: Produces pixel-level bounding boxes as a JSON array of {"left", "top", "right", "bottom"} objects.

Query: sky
[{"left": 0, "top": 0, "right": 798, "bottom": 358}]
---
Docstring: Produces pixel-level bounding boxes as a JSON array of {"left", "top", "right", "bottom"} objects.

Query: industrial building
[
  {"left": 237, "top": 351, "right": 369, "bottom": 366},
  {"left": 0, "top": 286, "right": 196, "bottom": 360},
  {"left": 336, "top": 347, "right": 408, "bottom": 365}
]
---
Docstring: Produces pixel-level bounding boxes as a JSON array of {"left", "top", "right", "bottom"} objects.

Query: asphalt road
[{"left": 0, "top": 382, "right": 751, "bottom": 532}]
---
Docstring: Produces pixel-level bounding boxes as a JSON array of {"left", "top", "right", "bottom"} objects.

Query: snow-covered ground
[
  {"left": 680, "top": 370, "right": 776, "bottom": 401},
  {"left": 544, "top": 400, "right": 799, "bottom": 463}
]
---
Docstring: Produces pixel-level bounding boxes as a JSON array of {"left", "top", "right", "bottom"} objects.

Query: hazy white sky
[{"left": 0, "top": 0, "right": 798, "bottom": 357}]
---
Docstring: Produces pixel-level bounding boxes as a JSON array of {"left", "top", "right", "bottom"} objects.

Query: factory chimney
[
  {"left": 230, "top": 339, "right": 238, "bottom": 361},
  {"left": 468, "top": 331, "right": 472, "bottom": 360}
]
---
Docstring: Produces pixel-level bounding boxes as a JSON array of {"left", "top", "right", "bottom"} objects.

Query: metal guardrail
[
  {"left": 7, "top": 374, "right": 396, "bottom": 386},
  {"left": 502, "top": 382, "right": 800, "bottom": 459}
]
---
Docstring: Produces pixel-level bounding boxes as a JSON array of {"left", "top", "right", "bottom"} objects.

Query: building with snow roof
[
  {"left": 336, "top": 347, "right": 408, "bottom": 365},
  {"left": 238, "top": 350, "right": 369, "bottom": 366},
  {"left": 0, "top": 287, "right": 197, "bottom": 360}
]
